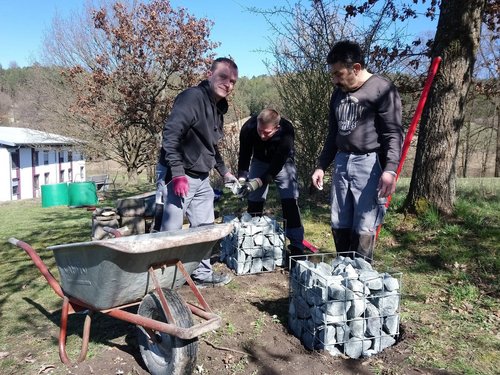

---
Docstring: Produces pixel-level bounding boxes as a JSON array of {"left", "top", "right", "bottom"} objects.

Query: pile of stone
[
  {"left": 220, "top": 214, "right": 286, "bottom": 274},
  {"left": 288, "top": 254, "right": 401, "bottom": 358}
]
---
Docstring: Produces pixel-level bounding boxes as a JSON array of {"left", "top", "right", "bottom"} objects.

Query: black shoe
[{"left": 193, "top": 272, "right": 232, "bottom": 288}]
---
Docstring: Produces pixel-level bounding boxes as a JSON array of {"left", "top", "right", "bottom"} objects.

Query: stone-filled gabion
[
  {"left": 220, "top": 213, "right": 286, "bottom": 274},
  {"left": 288, "top": 254, "right": 401, "bottom": 358}
]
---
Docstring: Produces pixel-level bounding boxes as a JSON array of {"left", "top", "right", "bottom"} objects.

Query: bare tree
[
  {"left": 474, "top": 26, "right": 499, "bottom": 177},
  {"left": 26, "top": 0, "right": 218, "bottom": 181},
  {"left": 253, "top": 0, "right": 426, "bottom": 188}
]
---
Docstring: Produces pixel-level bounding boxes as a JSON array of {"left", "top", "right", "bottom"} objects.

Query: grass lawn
[{"left": 0, "top": 178, "right": 498, "bottom": 374}]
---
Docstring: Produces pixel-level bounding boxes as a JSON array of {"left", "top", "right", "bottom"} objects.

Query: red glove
[{"left": 171, "top": 176, "right": 189, "bottom": 197}]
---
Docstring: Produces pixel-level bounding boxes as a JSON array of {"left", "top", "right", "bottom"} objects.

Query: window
[
  {"left": 34, "top": 175, "right": 40, "bottom": 189},
  {"left": 44, "top": 172, "right": 50, "bottom": 185},
  {"left": 12, "top": 178, "right": 19, "bottom": 196},
  {"left": 60, "top": 170, "right": 65, "bottom": 182},
  {"left": 11, "top": 150, "right": 20, "bottom": 169},
  {"left": 43, "top": 151, "right": 49, "bottom": 165},
  {"left": 68, "top": 151, "right": 73, "bottom": 162},
  {"left": 80, "top": 166, "right": 85, "bottom": 180},
  {"left": 59, "top": 151, "right": 64, "bottom": 163},
  {"left": 68, "top": 169, "right": 73, "bottom": 181},
  {"left": 33, "top": 150, "right": 39, "bottom": 166}
]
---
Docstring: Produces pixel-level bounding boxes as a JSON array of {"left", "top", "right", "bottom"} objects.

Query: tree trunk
[
  {"left": 404, "top": 0, "right": 485, "bottom": 215},
  {"left": 496, "top": 103, "right": 500, "bottom": 177}
]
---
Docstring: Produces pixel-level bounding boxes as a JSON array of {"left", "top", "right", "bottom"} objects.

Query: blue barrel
[
  {"left": 41, "top": 183, "right": 69, "bottom": 208},
  {"left": 68, "top": 182, "right": 98, "bottom": 206}
]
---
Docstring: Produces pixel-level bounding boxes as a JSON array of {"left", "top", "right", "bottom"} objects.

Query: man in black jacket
[
  {"left": 238, "top": 108, "right": 305, "bottom": 260},
  {"left": 157, "top": 57, "right": 239, "bottom": 287}
]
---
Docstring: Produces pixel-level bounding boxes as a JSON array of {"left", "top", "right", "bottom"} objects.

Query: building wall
[
  {"left": 0, "top": 148, "right": 11, "bottom": 201},
  {"left": 0, "top": 146, "right": 86, "bottom": 202}
]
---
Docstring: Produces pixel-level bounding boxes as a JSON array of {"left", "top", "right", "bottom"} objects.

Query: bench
[{"left": 88, "top": 174, "right": 110, "bottom": 192}]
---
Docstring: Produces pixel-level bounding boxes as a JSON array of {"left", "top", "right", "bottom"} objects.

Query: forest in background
[
  {"left": 0, "top": 0, "right": 498, "bottom": 216},
  {"left": 0, "top": 64, "right": 496, "bottom": 180}
]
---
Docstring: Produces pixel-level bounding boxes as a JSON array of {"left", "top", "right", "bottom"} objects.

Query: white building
[{"left": 0, "top": 126, "right": 86, "bottom": 202}]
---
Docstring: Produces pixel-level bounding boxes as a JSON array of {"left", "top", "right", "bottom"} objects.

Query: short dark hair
[
  {"left": 211, "top": 57, "right": 238, "bottom": 71},
  {"left": 326, "top": 40, "right": 365, "bottom": 69}
]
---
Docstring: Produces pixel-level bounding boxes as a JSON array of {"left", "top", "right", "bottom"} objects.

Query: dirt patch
[{"left": 47, "top": 263, "right": 454, "bottom": 375}]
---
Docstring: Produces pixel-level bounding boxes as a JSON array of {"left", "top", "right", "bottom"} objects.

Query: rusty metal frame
[{"left": 8, "top": 237, "right": 221, "bottom": 365}]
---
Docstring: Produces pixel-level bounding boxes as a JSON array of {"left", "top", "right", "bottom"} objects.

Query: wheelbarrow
[{"left": 8, "top": 223, "right": 233, "bottom": 375}]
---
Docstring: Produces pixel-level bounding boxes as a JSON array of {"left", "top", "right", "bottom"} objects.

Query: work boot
[
  {"left": 332, "top": 228, "right": 352, "bottom": 258},
  {"left": 193, "top": 272, "right": 232, "bottom": 288},
  {"left": 247, "top": 200, "right": 264, "bottom": 217},
  {"left": 351, "top": 233, "right": 375, "bottom": 263}
]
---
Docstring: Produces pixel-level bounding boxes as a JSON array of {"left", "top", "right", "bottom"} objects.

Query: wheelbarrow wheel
[{"left": 137, "top": 288, "right": 198, "bottom": 375}]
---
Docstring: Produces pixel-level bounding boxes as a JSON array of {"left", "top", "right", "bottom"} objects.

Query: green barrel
[
  {"left": 41, "top": 183, "right": 69, "bottom": 208},
  {"left": 68, "top": 182, "right": 98, "bottom": 207}
]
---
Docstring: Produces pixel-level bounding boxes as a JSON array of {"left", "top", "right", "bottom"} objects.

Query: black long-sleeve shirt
[
  {"left": 238, "top": 116, "right": 295, "bottom": 183},
  {"left": 317, "top": 74, "right": 403, "bottom": 172}
]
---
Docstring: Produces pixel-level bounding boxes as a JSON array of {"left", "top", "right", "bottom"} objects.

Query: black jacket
[
  {"left": 238, "top": 115, "right": 295, "bottom": 183},
  {"left": 160, "top": 80, "right": 229, "bottom": 178}
]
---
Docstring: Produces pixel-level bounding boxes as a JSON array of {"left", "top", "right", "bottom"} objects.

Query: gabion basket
[
  {"left": 288, "top": 252, "right": 402, "bottom": 358},
  {"left": 220, "top": 213, "right": 286, "bottom": 275}
]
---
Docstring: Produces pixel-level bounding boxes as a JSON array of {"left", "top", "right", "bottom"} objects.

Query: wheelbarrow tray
[{"left": 48, "top": 224, "right": 233, "bottom": 310}]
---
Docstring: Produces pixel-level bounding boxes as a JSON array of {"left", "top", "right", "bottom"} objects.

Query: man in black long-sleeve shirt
[
  {"left": 311, "top": 40, "right": 403, "bottom": 262},
  {"left": 238, "top": 108, "right": 305, "bottom": 258}
]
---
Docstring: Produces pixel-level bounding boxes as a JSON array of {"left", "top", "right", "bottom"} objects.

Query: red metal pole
[{"left": 376, "top": 56, "right": 442, "bottom": 239}]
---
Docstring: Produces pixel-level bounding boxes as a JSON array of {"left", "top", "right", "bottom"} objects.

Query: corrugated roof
[{"left": 0, "top": 126, "right": 78, "bottom": 147}]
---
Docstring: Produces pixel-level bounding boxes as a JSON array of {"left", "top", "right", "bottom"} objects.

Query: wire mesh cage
[
  {"left": 220, "top": 213, "right": 286, "bottom": 275},
  {"left": 288, "top": 252, "right": 402, "bottom": 358}
]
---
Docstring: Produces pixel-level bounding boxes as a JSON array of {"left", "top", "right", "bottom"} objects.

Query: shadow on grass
[{"left": 22, "top": 297, "right": 148, "bottom": 371}]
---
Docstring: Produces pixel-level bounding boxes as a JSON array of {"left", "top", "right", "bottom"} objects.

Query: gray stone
[
  {"left": 254, "top": 233, "right": 264, "bottom": 246},
  {"left": 383, "top": 315, "right": 399, "bottom": 335},
  {"left": 372, "top": 290, "right": 400, "bottom": 316},
  {"left": 288, "top": 316, "right": 301, "bottom": 337},
  {"left": 318, "top": 325, "right": 337, "bottom": 346},
  {"left": 365, "top": 302, "right": 382, "bottom": 337},
  {"left": 349, "top": 317, "right": 365, "bottom": 338},
  {"left": 302, "top": 329, "right": 316, "bottom": 350},
  {"left": 344, "top": 337, "right": 371, "bottom": 359},
  {"left": 347, "top": 296, "right": 366, "bottom": 319},
  {"left": 250, "top": 257, "right": 263, "bottom": 273},
  {"left": 359, "top": 270, "right": 383, "bottom": 290},
  {"left": 306, "top": 285, "right": 328, "bottom": 306},
  {"left": 242, "top": 235, "right": 254, "bottom": 249},
  {"left": 240, "top": 212, "right": 252, "bottom": 223},
  {"left": 328, "top": 284, "right": 354, "bottom": 301},
  {"left": 336, "top": 324, "right": 350, "bottom": 344},
  {"left": 295, "top": 295, "right": 311, "bottom": 319},
  {"left": 372, "top": 333, "right": 396, "bottom": 352},
  {"left": 322, "top": 300, "right": 350, "bottom": 316},
  {"left": 355, "top": 257, "right": 373, "bottom": 270},
  {"left": 325, "top": 344, "right": 342, "bottom": 356},
  {"left": 346, "top": 279, "right": 366, "bottom": 294},
  {"left": 383, "top": 273, "right": 400, "bottom": 291},
  {"left": 315, "top": 262, "right": 333, "bottom": 276},
  {"left": 262, "top": 256, "right": 275, "bottom": 271},
  {"left": 311, "top": 306, "right": 327, "bottom": 325}
]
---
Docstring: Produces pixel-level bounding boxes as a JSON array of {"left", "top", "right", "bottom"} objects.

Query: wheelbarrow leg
[{"left": 59, "top": 296, "right": 92, "bottom": 365}]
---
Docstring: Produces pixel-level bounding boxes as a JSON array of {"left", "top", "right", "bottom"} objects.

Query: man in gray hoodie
[
  {"left": 157, "top": 57, "right": 239, "bottom": 286},
  {"left": 311, "top": 41, "right": 403, "bottom": 262}
]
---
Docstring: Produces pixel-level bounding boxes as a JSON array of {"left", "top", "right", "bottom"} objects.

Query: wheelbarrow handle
[{"left": 8, "top": 237, "right": 64, "bottom": 299}]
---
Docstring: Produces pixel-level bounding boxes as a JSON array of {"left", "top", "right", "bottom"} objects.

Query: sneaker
[{"left": 193, "top": 272, "right": 232, "bottom": 288}]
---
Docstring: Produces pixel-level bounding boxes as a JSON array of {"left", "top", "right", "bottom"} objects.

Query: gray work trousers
[
  {"left": 330, "top": 152, "right": 387, "bottom": 234},
  {"left": 248, "top": 159, "right": 304, "bottom": 248},
  {"left": 159, "top": 170, "right": 214, "bottom": 281}
]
